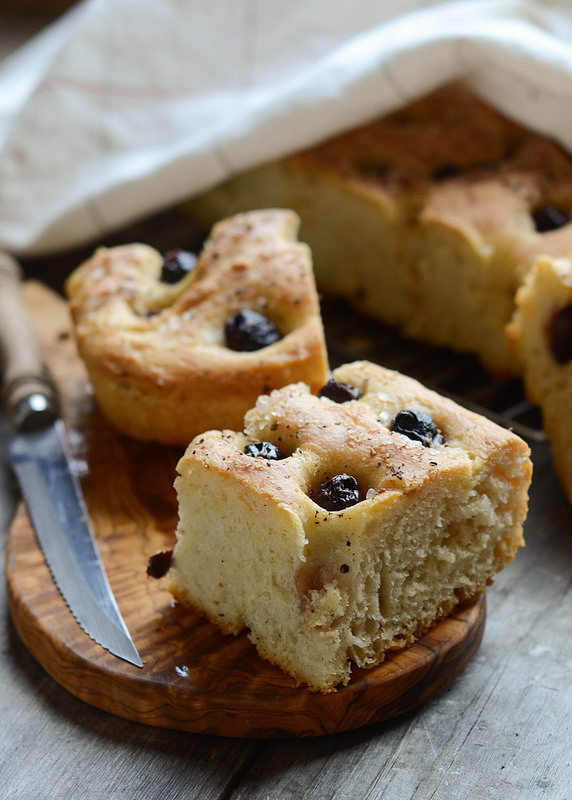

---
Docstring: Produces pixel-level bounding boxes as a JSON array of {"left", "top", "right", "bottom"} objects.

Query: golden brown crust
[
  {"left": 65, "top": 209, "right": 329, "bottom": 445},
  {"left": 295, "top": 84, "right": 524, "bottom": 183}
]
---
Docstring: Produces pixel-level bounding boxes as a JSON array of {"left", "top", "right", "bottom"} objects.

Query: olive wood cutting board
[{"left": 5, "top": 281, "right": 486, "bottom": 738}]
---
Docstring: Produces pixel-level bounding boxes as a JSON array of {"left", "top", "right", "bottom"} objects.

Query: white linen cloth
[{"left": 1, "top": 0, "right": 572, "bottom": 256}]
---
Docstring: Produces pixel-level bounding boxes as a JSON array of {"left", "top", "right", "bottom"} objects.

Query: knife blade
[{"left": 0, "top": 252, "right": 143, "bottom": 667}]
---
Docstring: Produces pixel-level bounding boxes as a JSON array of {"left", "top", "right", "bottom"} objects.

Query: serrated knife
[{"left": 0, "top": 252, "right": 142, "bottom": 667}]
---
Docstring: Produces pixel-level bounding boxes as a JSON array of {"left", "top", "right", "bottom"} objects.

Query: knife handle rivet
[{"left": 11, "top": 388, "right": 59, "bottom": 432}]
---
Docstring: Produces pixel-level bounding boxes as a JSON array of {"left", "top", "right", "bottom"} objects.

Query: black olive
[
  {"left": 391, "top": 409, "right": 443, "bottom": 447},
  {"left": 549, "top": 304, "right": 572, "bottom": 364},
  {"left": 532, "top": 206, "right": 570, "bottom": 233},
  {"left": 318, "top": 378, "right": 361, "bottom": 403},
  {"left": 146, "top": 549, "right": 173, "bottom": 579},
  {"left": 244, "top": 441, "right": 285, "bottom": 460},
  {"left": 312, "top": 474, "right": 363, "bottom": 511},
  {"left": 160, "top": 249, "right": 197, "bottom": 283},
  {"left": 224, "top": 310, "right": 281, "bottom": 351}
]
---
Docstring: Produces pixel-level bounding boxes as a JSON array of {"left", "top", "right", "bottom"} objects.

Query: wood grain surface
[{"left": 5, "top": 282, "right": 486, "bottom": 738}]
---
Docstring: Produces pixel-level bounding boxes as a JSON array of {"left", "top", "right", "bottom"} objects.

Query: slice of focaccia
[
  {"left": 168, "top": 360, "right": 532, "bottom": 692},
  {"left": 65, "top": 209, "right": 329, "bottom": 445}
]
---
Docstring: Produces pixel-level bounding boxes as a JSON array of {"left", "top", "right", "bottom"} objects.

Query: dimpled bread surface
[
  {"left": 508, "top": 256, "right": 572, "bottom": 502},
  {"left": 168, "top": 360, "right": 532, "bottom": 692},
  {"left": 65, "top": 209, "right": 329, "bottom": 445}
]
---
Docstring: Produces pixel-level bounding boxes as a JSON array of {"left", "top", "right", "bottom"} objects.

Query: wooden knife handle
[{"left": 0, "top": 252, "right": 60, "bottom": 431}]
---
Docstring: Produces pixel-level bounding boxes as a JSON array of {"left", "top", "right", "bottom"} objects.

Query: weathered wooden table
[{"left": 1, "top": 12, "right": 571, "bottom": 799}]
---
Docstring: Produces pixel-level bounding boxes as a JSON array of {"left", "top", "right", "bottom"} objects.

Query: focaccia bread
[
  {"left": 508, "top": 256, "right": 572, "bottom": 502},
  {"left": 168, "top": 360, "right": 532, "bottom": 692},
  {"left": 65, "top": 209, "right": 329, "bottom": 445},
  {"left": 184, "top": 83, "right": 572, "bottom": 377}
]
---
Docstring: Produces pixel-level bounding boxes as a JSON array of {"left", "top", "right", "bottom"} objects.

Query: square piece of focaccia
[{"left": 168, "top": 360, "right": 532, "bottom": 692}]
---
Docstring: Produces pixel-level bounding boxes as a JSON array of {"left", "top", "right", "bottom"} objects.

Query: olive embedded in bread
[
  {"left": 160, "top": 249, "right": 197, "bottom": 283},
  {"left": 224, "top": 309, "right": 282, "bottom": 351},
  {"left": 311, "top": 473, "right": 364, "bottom": 511},
  {"left": 317, "top": 378, "right": 361, "bottom": 403},
  {"left": 391, "top": 409, "right": 443, "bottom": 447},
  {"left": 549, "top": 304, "right": 572, "bottom": 364},
  {"left": 243, "top": 441, "right": 286, "bottom": 460},
  {"left": 531, "top": 206, "right": 570, "bottom": 234}
]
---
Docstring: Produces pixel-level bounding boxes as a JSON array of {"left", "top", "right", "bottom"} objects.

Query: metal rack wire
[{"left": 321, "top": 298, "right": 544, "bottom": 443}]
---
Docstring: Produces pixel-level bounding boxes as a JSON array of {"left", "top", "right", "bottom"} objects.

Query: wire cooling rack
[{"left": 321, "top": 297, "right": 544, "bottom": 444}]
